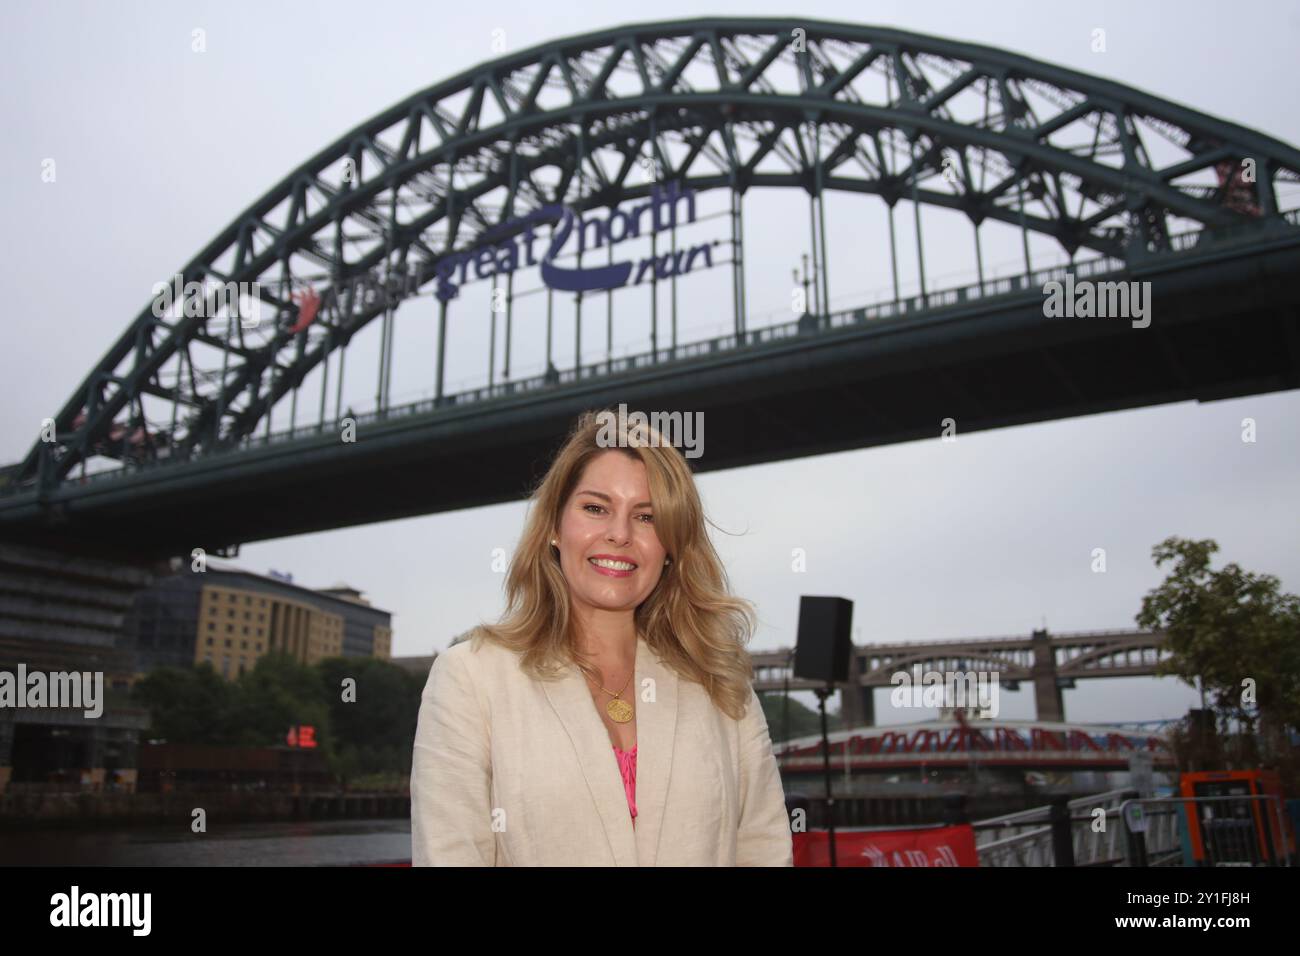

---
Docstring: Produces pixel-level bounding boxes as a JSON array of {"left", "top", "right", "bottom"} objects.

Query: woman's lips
[{"left": 588, "top": 557, "right": 636, "bottom": 578}]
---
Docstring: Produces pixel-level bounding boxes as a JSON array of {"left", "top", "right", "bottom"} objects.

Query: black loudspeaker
[{"left": 792, "top": 596, "right": 854, "bottom": 684}]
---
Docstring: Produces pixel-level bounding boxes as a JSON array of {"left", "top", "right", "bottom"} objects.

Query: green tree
[
  {"left": 131, "top": 664, "right": 241, "bottom": 745},
  {"left": 233, "top": 652, "right": 333, "bottom": 754},
  {"left": 317, "top": 657, "right": 424, "bottom": 780},
  {"left": 1136, "top": 536, "right": 1300, "bottom": 778}
]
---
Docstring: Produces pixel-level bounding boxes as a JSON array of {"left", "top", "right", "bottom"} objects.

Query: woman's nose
[{"left": 606, "top": 515, "right": 631, "bottom": 543}]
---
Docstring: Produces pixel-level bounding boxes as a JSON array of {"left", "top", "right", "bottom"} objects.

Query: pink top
[{"left": 612, "top": 744, "right": 637, "bottom": 821}]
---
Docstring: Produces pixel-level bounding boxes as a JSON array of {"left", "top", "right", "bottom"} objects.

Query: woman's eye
[{"left": 581, "top": 504, "right": 653, "bottom": 523}]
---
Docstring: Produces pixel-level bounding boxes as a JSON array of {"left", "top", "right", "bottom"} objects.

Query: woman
[{"left": 410, "top": 408, "right": 793, "bottom": 866}]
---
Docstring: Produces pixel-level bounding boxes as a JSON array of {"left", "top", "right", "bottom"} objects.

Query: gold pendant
[{"left": 606, "top": 697, "right": 634, "bottom": 723}]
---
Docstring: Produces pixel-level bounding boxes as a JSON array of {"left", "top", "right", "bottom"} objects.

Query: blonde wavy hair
[{"left": 470, "top": 406, "right": 758, "bottom": 720}]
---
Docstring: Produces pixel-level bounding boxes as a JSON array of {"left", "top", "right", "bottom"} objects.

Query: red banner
[{"left": 793, "top": 824, "right": 979, "bottom": 867}]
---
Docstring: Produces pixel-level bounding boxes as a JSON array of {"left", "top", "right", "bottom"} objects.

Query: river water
[{"left": 0, "top": 818, "right": 412, "bottom": 866}]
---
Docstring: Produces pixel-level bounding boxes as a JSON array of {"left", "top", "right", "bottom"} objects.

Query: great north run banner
[{"left": 792, "top": 824, "right": 980, "bottom": 867}]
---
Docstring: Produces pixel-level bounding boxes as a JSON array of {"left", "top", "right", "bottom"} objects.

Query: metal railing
[
  {"left": 13, "top": 214, "right": 1299, "bottom": 497},
  {"left": 974, "top": 789, "right": 1295, "bottom": 866},
  {"left": 11, "top": 249, "right": 1138, "bottom": 495},
  {"left": 974, "top": 788, "right": 1138, "bottom": 867}
]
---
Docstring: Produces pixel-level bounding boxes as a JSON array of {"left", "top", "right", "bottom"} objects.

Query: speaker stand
[{"left": 815, "top": 684, "right": 837, "bottom": 867}]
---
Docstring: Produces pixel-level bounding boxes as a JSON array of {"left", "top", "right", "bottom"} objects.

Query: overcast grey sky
[{"left": 3, "top": 0, "right": 1297, "bottom": 726}]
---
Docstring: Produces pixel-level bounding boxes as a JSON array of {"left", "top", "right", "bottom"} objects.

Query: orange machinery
[{"left": 1180, "top": 769, "right": 1294, "bottom": 866}]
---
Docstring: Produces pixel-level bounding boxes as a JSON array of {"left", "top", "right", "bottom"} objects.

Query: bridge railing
[
  {"left": 13, "top": 215, "right": 1298, "bottom": 495},
  {"left": 86, "top": 248, "right": 1141, "bottom": 471},
  {"left": 203, "top": 222, "right": 1282, "bottom": 455}
]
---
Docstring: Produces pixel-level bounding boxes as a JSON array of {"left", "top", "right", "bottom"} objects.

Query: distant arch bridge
[{"left": 752, "top": 626, "right": 1173, "bottom": 726}]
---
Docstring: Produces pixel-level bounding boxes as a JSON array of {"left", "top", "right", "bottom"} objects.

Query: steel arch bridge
[
  {"left": 752, "top": 627, "right": 1173, "bottom": 725},
  {"left": 5, "top": 17, "right": 1300, "bottom": 556}
]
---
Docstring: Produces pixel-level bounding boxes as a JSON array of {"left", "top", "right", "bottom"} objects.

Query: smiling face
[{"left": 553, "top": 449, "right": 668, "bottom": 618}]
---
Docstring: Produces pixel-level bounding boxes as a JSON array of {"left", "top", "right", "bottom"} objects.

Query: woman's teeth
[{"left": 589, "top": 557, "right": 636, "bottom": 571}]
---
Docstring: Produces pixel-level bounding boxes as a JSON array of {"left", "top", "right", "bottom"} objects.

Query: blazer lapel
[
  {"left": 541, "top": 635, "right": 678, "bottom": 866},
  {"left": 633, "top": 635, "right": 678, "bottom": 867}
]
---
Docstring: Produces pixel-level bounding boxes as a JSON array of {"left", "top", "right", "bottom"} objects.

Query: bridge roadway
[{"left": 2, "top": 223, "right": 1298, "bottom": 560}]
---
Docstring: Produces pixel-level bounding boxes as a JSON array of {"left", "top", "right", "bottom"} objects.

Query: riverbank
[
  {"left": 0, "top": 790, "right": 409, "bottom": 830},
  {"left": 0, "top": 817, "right": 412, "bottom": 866}
]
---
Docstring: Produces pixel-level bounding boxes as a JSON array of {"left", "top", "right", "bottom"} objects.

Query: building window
[
  {"left": 206, "top": 637, "right": 214, "bottom": 646},
  {"left": 228, "top": 609, "right": 235, "bottom": 618},
  {"left": 225, "top": 639, "right": 232, "bottom": 648},
  {"left": 226, "top": 624, "right": 233, "bottom": 634},
  {"left": 242, "top": 626, "right": 249, "bottom": 636},
  {"left": 241, "top": 640, "right": 248, "bottom": 649},
  {"left": 245, "top": 596, "right": 252, "bottom": 605},
  {"left": 207, "top": 622, "right": 214, "bottom": 631},
  {"left": 229, "top": 593, "right": 236, "bottom": 602}
]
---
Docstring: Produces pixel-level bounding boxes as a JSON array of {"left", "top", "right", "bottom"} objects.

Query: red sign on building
[{"left": 286, "top": 725, "right": 317, "bottom": 749}]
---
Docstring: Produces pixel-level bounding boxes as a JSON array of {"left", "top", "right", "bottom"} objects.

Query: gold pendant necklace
[
  {"left": 590, "top": 669, "right": 635, "bottom": 723},
  {"left": 606, "top": 697, "right": 634, "bottom": 723}
]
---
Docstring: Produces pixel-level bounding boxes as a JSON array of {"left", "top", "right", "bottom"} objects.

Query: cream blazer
[{"left": 410, "top": 632, "right": 793, "bottom": 866}]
